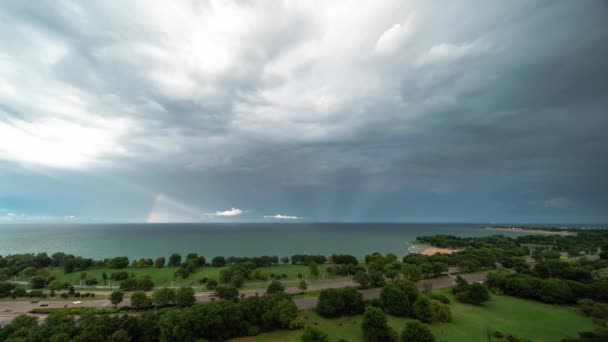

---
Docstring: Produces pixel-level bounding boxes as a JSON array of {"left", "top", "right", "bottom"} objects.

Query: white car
[{"left": 72, "top": 301, "right": 82, "bottom": 304}]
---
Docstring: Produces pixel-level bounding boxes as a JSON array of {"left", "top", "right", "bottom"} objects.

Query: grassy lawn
[
  {"left": 44, "top": 264, "right": 338, "bottom": 290},
  {"left": 233, "top": 288, "right": 597, "bottom": 342}
]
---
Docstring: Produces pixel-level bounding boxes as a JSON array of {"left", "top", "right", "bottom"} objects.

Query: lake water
[{"left": 0, "top": 223, "right": 537, "bottom": 259}]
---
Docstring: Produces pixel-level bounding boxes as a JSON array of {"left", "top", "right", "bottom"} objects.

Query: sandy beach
[{"left": 421, "top": 246, "right": 462, "bottom": 256}]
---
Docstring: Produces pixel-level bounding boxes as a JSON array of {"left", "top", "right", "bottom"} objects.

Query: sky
[{"left": 1, "top": 1, "right": 607, "bottom": 224}]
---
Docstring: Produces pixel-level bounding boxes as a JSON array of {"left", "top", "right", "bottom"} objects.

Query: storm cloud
[{"left": 1, "top": 1, "right": 607, "bottom": 223}]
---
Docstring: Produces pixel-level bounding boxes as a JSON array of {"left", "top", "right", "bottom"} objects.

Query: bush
[
  {"left": 430, "top": 300, "right": 452, "bottom": 323},
  {"left": 85, "top": 278, "right": 98, "bottom": 286},
  {"left": 429, "top": 294, "right": 450, "bottom": 304},
  {"left": 317, "top": 287, "right": 364, "bottom": 318},
  {"left": 30, "top": 276, "right": 46, "bottom": 289},
  {"left": 215, "top": 286, "right": 239, "bottom": 302},
  {"left": 362, "top": 307, "right": 398, "bottom": 342},
  {"left": 12, "top": 288, "right": 27, "bottom": 298},
  {"left": 175, "top": 287, "right": 196, "bottom": 307},
  {"left": 131, "top": 291, "right": 151, "bottom": 309},
  {"left": 206, "top": 279, "right": 218, "bottom": 290},
  {"left": 413, "top": 296, "right": 433, "bottom": 323},
  {"left": 267, "top": 280, "right": 285, "bottom": 295},
  {"left": 152, "top": 288, "right": 176, "bottom": 306},
  {"left": 453, "top": 277, "right": 490, "bottom": 306},
  {"left": 301, "top": 326, "right": 330, "bottom": 342},
  {"left": 380, "top": 281, "right": 419, "bottom": 317},
  {"left": 111, "top": 272, "right": 129, "bottom": 281},
  {"left": 401, "top": 321, "right": 435, "bottom": 342}
]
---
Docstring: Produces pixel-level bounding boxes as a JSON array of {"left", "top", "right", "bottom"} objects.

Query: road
[{"left": 0, "top": 272, "right": 487, "bottom": 326}]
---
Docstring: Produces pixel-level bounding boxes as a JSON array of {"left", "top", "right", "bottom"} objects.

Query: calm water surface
[{"left": 0, "top": 223, "right": 533, "bottom": 259}]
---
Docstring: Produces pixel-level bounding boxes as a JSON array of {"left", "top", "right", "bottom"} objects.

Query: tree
[
  {"left": 309, "top": 263, "right": 320, "bottom": 278},
  {"left": 130, "top": 291, "right": 151, "bottom": 309},
  {"left": 154, "top": 257, "right": 165, "bottom": 268},
  {"left": 413, "top": 297, "right": 433, "bottom": 323},
  {"left": 215, "top": 286, "right": 239, "bottom": 301},
  {"left": 298, "top": 280, "right": 308, "bottom": 290},
  {"left": 274, "top": 298, "right": 298, "bottom": 327},
  {"left": 206, "top": 279, "right": 218, "bottom": 290},
  {"left": 168, "top": 253, "right": 182, "bottom": 267},
  {"left": 381, "top": 281, "right": 419, "bottom": 317},
  {"left": 401, "top": 321, "right": 435, "bottom": 342},
  {"left": 466, "top": 283, "right": 491, "bottom": 305},
  {"left": 402, "top": 264, "right": 423, "bottom": 281},
  {"left": 301, "top": 326, "right": 330, "bottom": 342},
  {"left": 430, "top": 300, "right": 452, "bottom": 323},
  {"left": 111, "top": 257, "right": 129, "bottom": 269},
  {"left": 230, "top": 274, "right": 244, "bottom": 288},
  {"left": 362, "top": 307, "right": 397, "bottom": 342},
  {"left": 370, "top": 271, "right": 386, "bottom": 287},
  {"left": 48, "top": 280, "right": 63, "bottom": 291},
  {"left": 30, "top": 276, "right": 46, "bottom": 289},
  {"left": 102, "top": 272, "right": 108, "bottom": 285},
  {"left": 175, "top": 287, "right": 196, "bottom": 307},
  {"left": 267, "top": 280, "right": 285, "bottom": 295},
  {"left": 212, "top": 256, "right": 226, "bottom": 267},
  {"left": 152, "top": 288, "right": 176, "bottom": 306},
  {"left": 342, "top": 287, "right": 365, "bottom": 315},
  {"left": 539, "top": 278, "right": 573, "bottom": 304},
  {"left": 281, "top": 256, "right": 290, "bottom": 264},
  {"left": 354, "top": 271, "right": 371, "bottom": 288},
  {"left": 109, "top": 290, "right": 124, "bottom": 307},
  {"left": 109, "top": 330, "right": 131, "bottom": 342}
]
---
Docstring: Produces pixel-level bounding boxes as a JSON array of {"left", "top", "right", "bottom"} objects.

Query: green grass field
[
  {"left": 233, "top": 288, "right": 597, "bottom": 342},
  {"left": 44, "top": 264, "right": 339, "bottom": 289}
]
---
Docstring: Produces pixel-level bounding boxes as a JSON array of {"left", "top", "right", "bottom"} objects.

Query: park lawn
[
  {"left": 46, "top": 264, "right": 337, "bottom": 289},
  {"left": 48, "top": 266, "right": 222, "bottom": 288},
  {"left": 233, "top": 288, "right": 597, "bottom": 342}
]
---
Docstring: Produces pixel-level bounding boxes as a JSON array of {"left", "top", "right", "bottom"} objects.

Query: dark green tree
[
  {"left": 413, "top": 296, "right": 433, "bottom": 323},
  {"left": 130, "top": 291, "right": 151, "bottom": 309},
  {"left": 152, "top": 288, "right": 176, "bottom": 306},
  {"left": 175, "top": 287, "right": 196, "bottom": 307},
  {"left": 168, "top": 253, "right": 182, "bottom": 267},
  {"left": 401, "top": 321, "right": 435, "bottom": 342},
  {"left": 154, "top": 257, "right": 165, "bottom": 268},
  {"left": 109, "top": 290, "right": 124, "bottom": 307},
  {"left": 301, "top": 326, "right": 330, "bottom": 342},
  {"left": 266, "top": 280, "right": 285, "bottom": 295},
  {"left": 362, "top": 307, "right": 398, "bottom": 342}
]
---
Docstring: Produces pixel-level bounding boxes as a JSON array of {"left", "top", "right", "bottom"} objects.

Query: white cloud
[
  {"left": 0, "top": 118, "right": 130, "bottom": 169},
  {"left": 417, "top": 39, "right": 491, "bottom": 66},
  {"left": 374, "top": 15, "right": 415, "bottom": 55},
  {"left": 543, "top": 197, "right": 572, "bottom": 209},
  {"left": 264, "top": 214, "right": 302, "bottom": 220},
  {"left": 209, "top": 208, "right": 243, "bottom": 217}
]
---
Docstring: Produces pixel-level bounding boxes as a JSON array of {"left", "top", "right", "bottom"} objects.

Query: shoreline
[
  {"left": 407, "top": 242, "right": 462, "bottom": 256},
  {"left": 485, "top": 227, "right": 576, "bottom": 236}
]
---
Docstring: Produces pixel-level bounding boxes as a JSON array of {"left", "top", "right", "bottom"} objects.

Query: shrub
[
  {"left": 267, "top": 280, "right": 285, "bottom": 295},
  {"left": 401, "top": 321, "right": 435, "bottom": 342},
  {"left": 206, "top": 279, "right": 218, "bottom": 290},
  {"left": 317, "top": 287, "right": 364, "bottom": 318},
  {"left": 362, "top": 307, "right": 398, "bottom": 342},
  {"left": 413, "top": 296, "right": 433, "bottom": 323},
  {"left": 301, "top": 326, "right": 330, "bottom": 342},
  {"left": 175, "top": 287, "right": 196, "bottom": 307},
  {"left": 380, "top": 281, "right": 419, "bottom": 317}
]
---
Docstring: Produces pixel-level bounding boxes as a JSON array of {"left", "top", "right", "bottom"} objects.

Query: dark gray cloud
[{"left": 1, "top": 1, "right": 607, "bottom": 223}]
